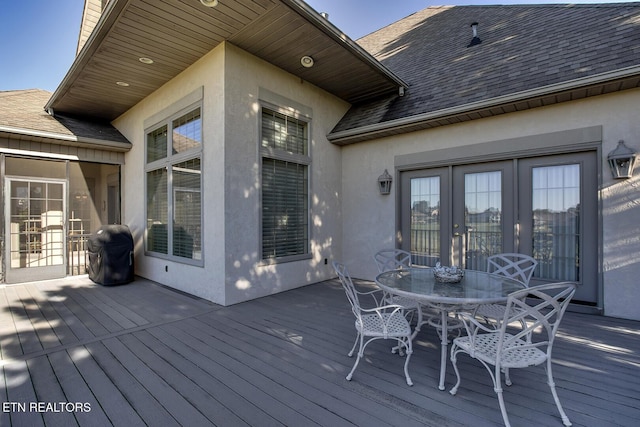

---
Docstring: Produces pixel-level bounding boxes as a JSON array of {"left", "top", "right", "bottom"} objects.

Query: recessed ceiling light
[
  {"left": 200, "top": 0, "right": 218, "bottom": 7},
  {"left": 139, "top": 57, "right": 154, "bottom": 64},
  {"left": 116, "top": 81, "right": 130, "bottom": 87},
  {"left": 300, "top": 56, "right": 314, "bottom": 68}
]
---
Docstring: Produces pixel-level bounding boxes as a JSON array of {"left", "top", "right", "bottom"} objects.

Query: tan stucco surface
[
  {"left": 114, "top": 43, "right": 348, "bottom": 305},
  {"left": 112, "top": 41, "right": 640, "bottom": 318},
  {"left": 341, "top": 88, "right": 640, "bottom": 320}
]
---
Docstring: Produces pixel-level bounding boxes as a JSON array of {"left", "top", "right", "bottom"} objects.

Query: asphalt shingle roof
[
  {"left": 0, "top": 89, "right": 129, "bottom": 144},
  {"left": 332, "top": 3, "right": 640, "bottom": 134}
]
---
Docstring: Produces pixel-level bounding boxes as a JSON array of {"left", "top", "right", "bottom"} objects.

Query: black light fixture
[
  {"left": 607, "top": 140, "right": 637, "bottom": 179},
  {"left": 378, "top": 169, "right": 393, "bottom": 195}
]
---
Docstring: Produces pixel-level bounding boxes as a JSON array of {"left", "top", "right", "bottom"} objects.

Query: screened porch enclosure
[{"left": 2, "top": 156, "right": 120, "bottom": 282}]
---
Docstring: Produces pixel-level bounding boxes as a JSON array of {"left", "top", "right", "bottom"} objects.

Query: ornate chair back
[
  {"left": 498, "top": 282, "right": 577, "bottom": 359},
  {"left": 487, "top": 253, "right": 538, "bottom": 286},
  {"left": 333, "top": 262, "right": 363, "bottom": 318},
  {"left": 374, "top": 249, "right": 412, "bottom": 273}
]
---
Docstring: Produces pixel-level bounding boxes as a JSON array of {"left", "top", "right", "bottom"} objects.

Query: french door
[
  {"left": 452, "top": 161, "right": 514, "bottom": 271},
  {"left": 401, "top": 152, "right": 598, "bottom": 305},
  {"left": 4, "top": 178, "right": 67, "bottom": 283}
]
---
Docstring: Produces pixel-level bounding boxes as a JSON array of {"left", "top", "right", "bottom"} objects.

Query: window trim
[
  {"left": 144, "top": 101, "right": 204, "bottom": 267},
  {"left": 259, "top": 102, "right": 312, "bottom": 264}
]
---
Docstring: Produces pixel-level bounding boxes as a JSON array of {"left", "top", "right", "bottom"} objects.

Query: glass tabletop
[{"left": 375, "top": 267, "right": 525, "bottom": 305}]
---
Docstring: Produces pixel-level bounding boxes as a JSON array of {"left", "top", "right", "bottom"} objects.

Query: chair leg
[
  {"left": 504, "top": 368, "right": 512, "bottom": 386},
  {"left": 547, "top": 360, "right": 572, "bottom": 426},
  {"left": 348, "top": 332, "right": 359, "bottom": 357},
  {"left": 402, "top": 339, "right": 413, "bottom": 386},
  {"left": 496, "top": 385, "right": 512, "bottom": 427},
  {"left": 486, "top": 364, "right": 513, "bottom": 427},
  {"left": 346, "top": 335, "right": 364, "bottom": 381},
  {"left": 413, "top": 306, "right": 423, "bottom": 338},
  {"left": 393, "top": 307, "right": 422, "bottom": 356},
  {"left": 392, "top": 338, "right": 405, "bottom": 356},
  {"left": 449, "top": 345, "right": 462, "bottom": 395}
]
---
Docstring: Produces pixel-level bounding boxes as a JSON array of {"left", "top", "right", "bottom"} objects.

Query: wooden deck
[{"left": 1, "top": 276, "right": 639, "bottom": 426}]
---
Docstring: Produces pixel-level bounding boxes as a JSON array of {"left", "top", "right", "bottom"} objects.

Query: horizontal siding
[{"left": 1, "top": 136, "right": 125, "bottom": 164}]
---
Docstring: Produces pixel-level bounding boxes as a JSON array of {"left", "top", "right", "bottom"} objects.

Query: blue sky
[{"left": 0, "top": 0, "right": 633, "bottom": 92}]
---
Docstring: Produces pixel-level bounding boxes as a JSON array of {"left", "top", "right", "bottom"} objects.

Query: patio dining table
[{"left": 375, "top": 268, "right": 525, "bottom": 390}]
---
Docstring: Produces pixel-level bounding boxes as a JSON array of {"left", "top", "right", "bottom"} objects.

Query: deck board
[
  {"left": 66, "top": 346, "right": 146, "bottom": 427},
  {"left": 131, "top": 329, "right": 254, "bottom": 426},
  {"left": 0, "top": 288, "right": 23, "bottom": 359},
  {"left": 145, "top": 325, "right": 284, "bottom": 427},
  {"left": 3, "top": 286, "right": 43, "bottom": 355},
  {"left": 1, "top": 276, "right": 640, "bottom": 426},
  {"left": 24, "top": 284, "right": 81, "bottom": 347},
  {"left": 47, "top": 349, "right": 113, "bottom": 427},
  {"left": 100, "top": 335, "right": 213, "bottom": 426},
  {"left": 193, "top": 309, "right": 453, "bottom": 427},
  {"left": 161, "top": 321, "right": 322, "bottom": 426},
  {"left": 179, "top": 316, "right": 407, "bottom": 427},
  {"left": 26, "top": 355, "right": 79, "bottom": 427},
  {"left": 84, "top": 341, "right": 181, "bottom": 427},
  {"left": 14, "top": 285, "right": 62, "bottom": 350},
  {"left": 3, "top": 359, "right": 45, "bottom": 426}
]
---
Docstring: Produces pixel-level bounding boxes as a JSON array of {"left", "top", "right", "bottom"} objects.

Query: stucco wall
[
  {"left": 222, "top": 44, "right": 348, "bottom": 305},
  {"left": 341, "top": 88, "right": 640, "bottom": 320},
  {"left": 114, "top": 42, "right": 348, "bottom": 306},
  {"left": 113, "top": 45, "right": 227, "bottom": 303}
]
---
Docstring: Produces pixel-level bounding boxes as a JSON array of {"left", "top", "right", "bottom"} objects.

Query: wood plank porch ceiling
[{"left": 46, "top": 0, "right": 406, "bottom": 122}]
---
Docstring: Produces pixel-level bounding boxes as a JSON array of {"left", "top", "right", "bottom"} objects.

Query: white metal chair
[
  {"left": 333, "top": 262, "right": 414, "bottom": 386},
  {"left": 450, "top": 282, "right": 577, "bottom": 427},
  {"left": 373, "top": 249, "right": 412, "bottom": 273},
  {"left": 475, "top": 253, "right": 538, "bottom": 327},
  {"left": 373, "top": 249, "right": 423, "bottom": 329},
  {"left": 374, "top": 249, "right": 467, "bottom": 341}
]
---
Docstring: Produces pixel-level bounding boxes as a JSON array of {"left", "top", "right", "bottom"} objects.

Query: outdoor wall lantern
[
  {"left": 607, "top": 140, "right": 637, "bottom": 179},
  {"left": 378, "top": 169, "right": 393, "bottom": 195}
]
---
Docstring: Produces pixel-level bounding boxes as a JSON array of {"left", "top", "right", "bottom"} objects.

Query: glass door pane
[
  {"left": 519, "top": 152, "right": 597, "bottom": 305},
  {"left": 464, "top": 171, "right": 503, "bottom": 270},
  {"left": 6, "top": 178, "right": 67, "bottom": 283},
  {"left": 532, "top": 164, "right": 580, "bottom": 281},
  {"left": 410, "top": 176, "right": 441, "bottom": 266},
  {"left": 453, "top": 161, "right": 513, "bottom": 270},
  {"left": 400, "top": 168, "right": 449, "bottom": 267}
]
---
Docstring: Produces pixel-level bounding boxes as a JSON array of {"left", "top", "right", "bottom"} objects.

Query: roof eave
[
  {"left": 328, "top": 65, "right": 640, "bottom": 146},
  {"left": 45, "top": 0, "right": 407, "bottom": 121},
  {"left": 282, "top": 0, "right": 408, "bottom": 90},
  {"left": 0, "top": 125, "right": 133, "bottom": 152},
  {"left": 44, "top": 0, "right": 128, "bottom": 117}
]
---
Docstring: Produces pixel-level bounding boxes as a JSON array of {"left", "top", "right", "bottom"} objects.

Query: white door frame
[{"left": 4, "top": 177, "right": 67, "bottom": 283}]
